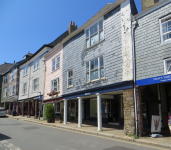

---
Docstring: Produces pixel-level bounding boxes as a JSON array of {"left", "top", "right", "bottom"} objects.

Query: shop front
[
  {"left": 62, "top": 81, "right": 135, "bottom": 133},
  {"left": 136, "top": 74, "right": 171, "bottom": 135}
]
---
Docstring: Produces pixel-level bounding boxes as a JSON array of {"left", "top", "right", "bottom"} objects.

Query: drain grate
[
  {"left": 104, "top": 146, "right": 134, "bottom": 150},
  {"left": 23, "top": 126, "right": 39, "bottom": 130}
]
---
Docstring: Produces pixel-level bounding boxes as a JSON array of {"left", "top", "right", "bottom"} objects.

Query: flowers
[{"left": 47, "top": 90, "right": 58, "bottom": 96}]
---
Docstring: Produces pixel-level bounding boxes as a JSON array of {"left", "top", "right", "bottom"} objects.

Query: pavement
[{"left": 6, "top": 115, "right": 171, "bottom": 149}]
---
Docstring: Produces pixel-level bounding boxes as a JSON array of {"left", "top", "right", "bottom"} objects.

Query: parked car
[{"left": 0, "top": 107, "right": 6, "bottom": 117}]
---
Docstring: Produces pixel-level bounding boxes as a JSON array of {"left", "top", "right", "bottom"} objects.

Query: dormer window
[{"left": 85, "top": 19, "right": 104, "bottom": 48}]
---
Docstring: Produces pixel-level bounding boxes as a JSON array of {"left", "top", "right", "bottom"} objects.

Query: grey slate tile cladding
[
  {"left": 135, "top": 2, "right": 171, "bottom": 81},
  {"left": 63, "top": 6, "right": 122, "bottom": 95}
]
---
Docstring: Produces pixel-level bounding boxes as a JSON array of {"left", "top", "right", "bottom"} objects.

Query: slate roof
[{"left": 0, "top": 63, "right": 13, "bottom": 75}]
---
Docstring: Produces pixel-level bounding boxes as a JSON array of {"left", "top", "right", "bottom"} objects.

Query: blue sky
[{"left": 0, "top": 0, "right": 142, "bottom": 65}]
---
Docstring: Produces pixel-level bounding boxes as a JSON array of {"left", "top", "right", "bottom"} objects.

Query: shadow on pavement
[{"left": 0, "top": 133, "right": 11, "bottom": 141}]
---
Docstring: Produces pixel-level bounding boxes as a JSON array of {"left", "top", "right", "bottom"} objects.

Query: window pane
[
  {"left": 90, "top": 23, "right": 97, "bottom": 35},
  {"left": 91, "top": 69, "right": 98, "bottom": 80},
  {"left": 100, "top": 67, "right": 104, "bottom": 77},
  {"left": 57, "top": 57, "right": 60, "bottom": 63},
  {"left": 91, "top": 33, "right": 98, "bottom": 45},
  {"left": 56, "top": 63, "right": 59, "bottom": 69},
  {"left": 86, "top": 39, "right": 90, "bottom": 48},
  {"left": 86, "top": 73, "right": 89, "bottom": 82},
  {"left": 69, "top": 71, "right": 73, "bottom": 78},
  {"left": 86, "top": 29, "right": 89, "bottom": 38},
  {"left": 100, "top": 56, "right": 103, "bottom": 67},
  {"left": 162, "top": 22, "right": 167, "bottom": 28},
  {"left": 91, "top": 60, "right": 94, "bottom": 70},
  {"left": 68, "top": 79, "right": 73, "bottom": 86},
  {"left": 99, "top": 20, "right": 103, "bottom": 30},
  {"left": 95, "top": 58, "right": 98, "bottom": 69},
  {"left": 99, "top": 30, "right": 104, "bottom": 40},
  {"left": 86, "top": 62, "right": 89, "bottom": 72},
  {"left": 167, "top": 60, "right": 171, "bottom": 72}
]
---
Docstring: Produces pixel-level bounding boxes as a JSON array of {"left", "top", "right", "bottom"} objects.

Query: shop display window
[
  {"left": 55, "top": 102, "right": 60, "bottom": 113},
  {"left": 68, "top": 102, "right": 77, "bottom": 118}
]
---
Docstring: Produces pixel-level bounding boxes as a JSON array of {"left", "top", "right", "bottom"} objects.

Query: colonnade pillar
[
  {"left": 78, "top": 97, "right": 82, "bottom": 127},
  {"left": 96, "top": 93, "right": 102, "bottom": 131},
  {"left": 64, "top": 99, "right": 67, "bottom": 124},
  {"left": 22, "top": 101, "right": 24, "bottom": 116}
]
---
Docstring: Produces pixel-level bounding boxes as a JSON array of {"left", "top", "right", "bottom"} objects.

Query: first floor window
[
  {"left": 10, "top": 86, "right": 14, "bottom": 96},
  {"left": 22, "top": 82, "right": 27, "bottom": 95},
  {"left": 67, "top": 70, "right": 73, "bottom": 87},
  {"left": 51, "top": 78, "right": 59, "bottom": 92},
  {"left": 86, "top": 56, "right": 104, "bottom": 82},
  {"left": 33, "top": 59, "right": 40, "bottom": 71},
  {"left": 32, "top": 78, "right": 39, "bottom": 91},
  {"left": 52, "top": 55, "right": 60, "bottom": 72},
  {"left": 4, "top": 88, "right": 7, "bottom": 97},
  {"left": 85, "top": 19, "right": 104, "bottom": 48}
]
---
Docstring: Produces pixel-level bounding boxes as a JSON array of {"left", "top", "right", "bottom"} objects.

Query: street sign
[{"left": 39, "top": 95, "right": 41, "bottom": 100}]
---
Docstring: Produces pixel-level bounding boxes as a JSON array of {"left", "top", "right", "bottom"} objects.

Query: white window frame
[
  {"left": 4, "top": 88, "right": 7, "bottom": 97},
  {"left": 4, "top": 74, "right": 8, "bottom": 83},
  {"left": 67, "top": 70, "right": 73, "bottom": 88},
  {"left": 85, "top": 17, "right": 104, "bottom": 48},
  {"left": 22, "top": 82, "right": 27, "bottom": 95},
  {"left": 11, "top": 69, "right": 15, "bottom": 80},
  {"left": 10, "top": 86, "right": 14, "bottom": 96},
  {"left": 164, "top": 58, "right": 171, "bottom": 74},
  {"left": 52, "top": 55, "right": 60, "bottom": 72},
  {"left": 33, "top": 59, "right": 40, "bottom": 71},
  {"left": 32, "top": 78, "right": 39, "bottom": 92},
  {"left": 85, "top": 56, "right": 104, "bottom": 83},
  {"left": 23, "top": 66, "right": 28, "bottom": 77},
  {"left": 51, "top": 78, "right": 59, "bottom": 92},
  {"left": 159, "top": 14, "right": 171, "bottom": 44}
]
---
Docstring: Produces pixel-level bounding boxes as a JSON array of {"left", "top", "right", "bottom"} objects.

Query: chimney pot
[
  {"left": 76, "top": 25, "right": 77, "bottom": 28},
  {"left": 14, "top": 60, "right": 15, "bottom": 64},
  {"left": 70, "top": 21, "right": 72, "bottom": 25}
]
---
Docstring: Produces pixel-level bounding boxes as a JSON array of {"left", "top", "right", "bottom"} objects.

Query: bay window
[
  {"left": 85, "top": 19, "right": 104, "bottom": 48},
  {"left": 86, "top": 56, "right": 104, "bottom": 82}
]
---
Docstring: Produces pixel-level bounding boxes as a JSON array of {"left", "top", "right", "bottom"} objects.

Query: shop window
[
  {"left": 67, "top": 70, "right": 73, "bottom": 87},
  {"left": 164, "top": 58, "right": 171, "bottom": 74},
  {"left": 51, "top": 78, "right": 59, "bottom": 92},
  {"left": 86, "top": 56, "right": 104, "bottom": 82},
  {"left": 55, "top": 102, "right": 60, "bottom": 113},
  {"left": 85, "top": 18, "right": 104, "bottom": 48}
]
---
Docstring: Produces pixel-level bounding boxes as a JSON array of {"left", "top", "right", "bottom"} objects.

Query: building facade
[
  {"left": 61, "top": 0, "right": 138, "bottom": 134},
  {"left": 134, "top": 0, "right": 171, "bottom": 136}
]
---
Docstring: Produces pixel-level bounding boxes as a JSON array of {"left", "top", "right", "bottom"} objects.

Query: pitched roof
[{"left": 0, "top": 63, "right": 13, "bottom": 75}]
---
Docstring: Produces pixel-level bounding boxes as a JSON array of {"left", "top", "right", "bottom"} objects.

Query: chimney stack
[
  {"left": 141, "top": 0, "right": 159, "bottom": 11},
  {"left": 14, "top": 60, "right": 15, "bottom": 64},
  {"left": 68, "top": 21, "right": 77, "bottom": 34}
]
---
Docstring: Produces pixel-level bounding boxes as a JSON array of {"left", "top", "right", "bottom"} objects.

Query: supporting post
[
  {"left": 22, "top": 101, "right": 24, "bottom": 116},
  {"left": 64, "top": 99, "right": 67, "bottom": 124},
  {"left": 35, "top": 100, "right": 38, "bottom": 118},
  {"left": 17, "top": 102, "right": 19, "bottom": 116},
  {"left": 9, "top": 103, "right": 11, "bottom": 115},
  {"left": 43, "top": 104, "right": 45, "bottom": 120},
  {"left": 78, "top": 97, "right": 82, "bottom": 127},
  {"left": 28, "top": 101, "right": 30, "bottom": 117},
  {"left": 96, "top": 93, "right": 102, "bottom": 131}
]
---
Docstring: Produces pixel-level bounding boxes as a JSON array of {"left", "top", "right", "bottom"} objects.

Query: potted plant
[
  {"left": 44, "top": 103, "right": 55, "bottom": 123},
  {"left": 47, "top": 90, "right": 59, "bottom": 97}
]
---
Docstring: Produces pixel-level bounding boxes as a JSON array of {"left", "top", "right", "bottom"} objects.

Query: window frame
[
  {"left": 51, "top": 78, "right": 59, "bottom": 92},
  {"left": 4, "top": 88, "right": 7, "bottom": 97},
  {"left": 52, "top": 55, "right": 60, "bottom": 72},
  {"left": 85, "top": 56, "right": 104, "bottom": 83},
  {"left": 4, "top": 74, "right": 8, "bottom": 83},
  {"left": 85, "top": 17, "right": 104, "bottom": 48},
  {"left": 23, "top": 66, "right": 28, "bottom": 77},
  {"left": 55, "top": 102, "right": 60, "bottom": 113},
  {"left": 33, "top": 59, "right": 40, "bottom": 71},
  {"left": 11, "top": 69, "right": 15, "bottom": 81},
  {"left": 67, "top": 70, "right": 73, "bottom": 88},
  {"left": 10, "top": 86, "right": 14, "bottom": 96},
  {"left": 159, "top": 14, "right": 171, "bottom": 44},
  {"left": 22, "top": 82, "right": 27, "bottom": 95},
  {"left": 32, "top": 78, "right": 39, "bottom": 92}
]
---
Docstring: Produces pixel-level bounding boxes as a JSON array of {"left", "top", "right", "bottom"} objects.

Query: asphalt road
[{"left": 0, "top": 117, "right": 166, "bottom": 150}]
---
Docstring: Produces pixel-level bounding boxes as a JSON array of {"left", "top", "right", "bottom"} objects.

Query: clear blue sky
[{"left": 0, "top": 0, "right": 142, "bottom": 65}]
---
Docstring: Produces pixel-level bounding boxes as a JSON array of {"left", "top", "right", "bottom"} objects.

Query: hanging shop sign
[
  {"left": 136, "top": 74, "right": 171, "bottom": 86},
  {"left": 151, "top": 115, "right": 161, "bottom": 133}
]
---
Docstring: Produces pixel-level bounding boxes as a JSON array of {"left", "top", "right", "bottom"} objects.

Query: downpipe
[{"left": 132, "top": 19, "right": 138, "bottom": 137}]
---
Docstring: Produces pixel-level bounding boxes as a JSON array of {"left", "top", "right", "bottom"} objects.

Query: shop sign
[
  {"left": 136, "top": 74, "right": 171, "bottom": 86},
  {"left": 85, "top": 93, "right": 90, "bottom": 95},
  {"left": 151, "top": 115, "right": 161, "bottom": 133}
]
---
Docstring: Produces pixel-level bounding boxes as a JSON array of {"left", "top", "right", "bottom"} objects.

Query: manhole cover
[
  {"left": 23, "top": 126, "right": 39, "bottom": 130},
  {"left": 104, "top": 146, "right": 134, "bottom": 150}
]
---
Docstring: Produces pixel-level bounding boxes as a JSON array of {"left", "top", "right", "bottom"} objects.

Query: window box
[{"left": 85, "top": 18, "right": 104, "bottom": 48}]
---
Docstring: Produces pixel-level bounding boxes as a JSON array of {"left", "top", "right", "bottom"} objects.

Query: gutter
[{"left": 132, "top": 18, "right": 138, "bottom": 136}]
